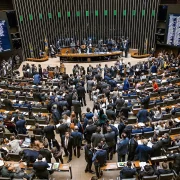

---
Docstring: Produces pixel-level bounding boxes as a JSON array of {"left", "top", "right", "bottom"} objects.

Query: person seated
[
  {"left": 154, "top": 121, "right": 166, "bottom": 134},
  {"left": 8, "top": 136, "right": 22, "bottom": 154},
  {"left": 152, "top": 106, "right": 163, "bottom": 121},
  {"left": 33, "top": 123, "right": 44, "bottom": 135},
  {"left": 33, "top": 154, "right": 50, "bottom": 179},
  {"left": 172, "top": 89, "right": 180, "bottom": 100},
  {"left": 139, "top": 165, "right": 155, "bottom": 179},
  {"left": 1, "top": 162, "right": 15, "bottom": 178},
  {"left": 155, "top": 162, "right": 172, "bottom": 176},
  {"left": 142, "top": 122, "right": 153, "bottom": 133},
  {"left": 120, "top": 161, "right": 137, "bottom": 179},
  {"left": 160, "top": 133, "right": 171, "bottom": 150},
  {"left": 171, "top": 103, "right": 180, "bottom": 115}
]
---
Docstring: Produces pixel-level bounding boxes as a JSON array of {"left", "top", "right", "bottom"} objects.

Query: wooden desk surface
[
  {"left": 58, "top": 51, "right": 122, "bottom": 58},
  {"left": 4, "top": 161, "right": 26, "bottom": 169}
]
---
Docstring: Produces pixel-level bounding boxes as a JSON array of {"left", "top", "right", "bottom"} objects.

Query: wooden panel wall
[{"left": 13, "top": 0, "right": 160, "bottom": 58}]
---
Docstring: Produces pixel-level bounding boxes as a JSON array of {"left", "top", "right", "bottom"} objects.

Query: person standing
[
  {"left": 77, "top": 84, "right": 86, "bottom": 106},
  {"left": 43, "top": 124, "right": 55, "bottom": 149},
  {"left": 128, "top": 134, "right": 139, "bottom": 161},
  {"left": 62, "top": 132, "right": 74, "bottom": 163},
  {"left": 84, "top": 144, "right": 94, "bottom": 174},
  {"left": 117, "top": 133, "right": 129, "bottom": 162},
  {"left": 71, "top": 126, "right": 82, "bottom": 158}
]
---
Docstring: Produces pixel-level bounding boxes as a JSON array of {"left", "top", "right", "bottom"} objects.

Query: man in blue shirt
[
  {"left": 33, "top": 73, "right": 41, "bottom": 85},
  {"left": 92, "top": 143, "right": 107, "bottom": 178}
]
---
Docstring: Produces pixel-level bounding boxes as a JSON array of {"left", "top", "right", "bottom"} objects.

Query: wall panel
[{"left": 13, "top": 0, "right": 160, "bottom": 58}]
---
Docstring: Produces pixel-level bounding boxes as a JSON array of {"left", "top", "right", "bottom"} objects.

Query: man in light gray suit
[
  {"left": 87, "top": 77, "right": 94, "bottom": 101},
  {"left": 91, "top": 126, "right": 104, "bottom": 148}
]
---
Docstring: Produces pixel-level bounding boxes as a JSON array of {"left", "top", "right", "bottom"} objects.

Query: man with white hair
[{"left": 52, "top": 104, "right": 60, "bottom": 124}]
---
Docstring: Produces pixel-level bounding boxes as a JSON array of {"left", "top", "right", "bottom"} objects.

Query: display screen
[
  {"left": 0, "top": 20, "right": 11, "bottom": 52},
  {"left": 167, "top": 14, "right": 180, "bottom": 46}
]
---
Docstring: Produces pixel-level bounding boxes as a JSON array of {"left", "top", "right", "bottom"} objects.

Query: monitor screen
[
  {"left": 0, "top": 20, "right": 11, "bottom": 53},
  {"left": 166, "top": 14, "right": 180, "bottom": 46}
]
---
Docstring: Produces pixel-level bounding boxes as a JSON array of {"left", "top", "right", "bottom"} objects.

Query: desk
[
  {"left": 100, "top": 161, "right": 152, "bottom": 171},
  {"left": 27, "top": 56, "right": 49, "bottom": 62},
  {"left": 4, "top": 161, "right": 72, "bottom": 179},
  {"left": 57, "top": 51, "right": 122, "bottom": 62}
]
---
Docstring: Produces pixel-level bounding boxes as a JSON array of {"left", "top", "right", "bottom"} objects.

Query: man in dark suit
[
  {"left": 120, "top": 161, "right": 137, "bottom": 179},
  {"left": 137, "top": 105, "right": 149, "bottom": 123},
  {"left": 139, "top": 92, "right": 150, "bottom": 109},
  {"left": 39, "top": 144, "right": 52, "bottom": 163},
  {"left": 84, "top": 144, "right": 94, "bottom": 173},
  {"left": 104, "top": 126, "right": 115, "bottom": 160},
  {"left": 62, "top": 131, "right": 74, "bottom": 163},
  {"left": 71, "top": 126, "right": 82, "bottom": 158},
  {"left": 106, "top": 106, "right": 116, "bottom": 120},
  {"left": 87, "top": 77, "right": 94, "bottom": 100},
  {"left": 155, "top": 162, "right": 172, "bottom": 176},
  {"left": 33, "top": 123, "right": 44, "bottom": 136},
  {"left": 120, "top": 103, "right": 131, "bottom": 119},
  {"left": 84, "top": 119, "right": 97, "bottom": 144},
  {"left": 91, "top": 126, "right": 104, "bottom": 148},
  {"left": 92, "top": 143, "right": 107, "bottom": 178},
  {"left": 16, "top": 117, "right": 27, "bottom": 134},
  {"left": 72, "top": 96, "right": 82, "bottom": 121},
  {"left": 57, "top": 119, "right": 69, "bottom": 143},
  {"left": 77, "top": 84, "right": 86, "bottom": 106},
  {"left": 33, "top": 154, "right": 49, "bottom": 179},
  {"left": 2, "top": 95, "right": 13, "bottom": 110},
  {"left": 136, "top": 139, "right": 152, "bottom": 162},
  {"left": 128, "top": 134, "right": 139, "bottom": 161},
  {"left": 43, "top": 124, "right": 55, "bottom": 149},
  {"left": 151, "top": 137, "right": 162, "bottom": 157},
  {"left": 51, "top": 104, "right": 61, "bottom": 124},
  {"left": 116, "top": 96, "right": 125, "bottom": 116}
]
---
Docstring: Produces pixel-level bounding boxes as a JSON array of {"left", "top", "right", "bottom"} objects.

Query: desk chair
[
  {"left": 7, "top": 153, "right": 21, "bottom": 161},
  {"left": 41, "top": 108, "right": 48, "bottom": 113},
  {"left": 159, "top": 173, "right": 174, "bottom": 180},
  {"left": 26, "top": 119, "right": 36, "bottom": 125},
  {"left": 122, "top": 178, "right": 136, "bottom": 180},
  {"left": 127, "top": 118, "right": 137, "bottom": 124},
  {"left": 142, "top": 175, "right": 158, "bottom": 180},
  {"left": 8, "top": 95, "right": 16, "bottom": 100},
  {"left": 26, "top": 97, "right": 34, "bottom": 101},
  {"left": 156, "top": 102, "right": 165, "bottom": 107},
  {"left": 18, "top": 96, "right": 26, "bottom": 101},
  {"left": 0, "top": 178, "right": 11, "bottom": 180},
  {"left": 148, "top": 103, "right": 155, "bottom": 109},
  {"left": 143, "top": 131, "right": 154, "bottom": 139},
  {"left": 35, "top": 135, "right": 43, "bottom": 141},
  {"left": 37, "top": 119, "right": 47, "bottom": 125},
  {"left": 175, "top": 112, "right": 180, "bottom": 118},
  {"left": 18, "top": 134, "right": 29, "bottom": 140},
  {"left": 166, "top": 100, "right": 176, "bottom": 106},
  {"left": 162, "top": 114, "right": 171, "bottom": 120},
  {"left": 150, "top": 92, "right": 158, "bottom": 98},
  {"left": 4, "top": 133, "right": 15, "bottom": 139},
  {"left": 170, "top": 127, "right": 180, "bottom": 135},
  {"left": 160, "top": 91, "right": 168, "bottom": 96},
  {"left": 159, "top": 129, "right": 170, "bottom": 136},
  {"left": 19, "top": 107, "right": 29, "bottom": 112}
]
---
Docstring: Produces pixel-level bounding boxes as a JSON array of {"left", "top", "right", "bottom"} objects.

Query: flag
[
  {"left": 29, "top": 43, "right": 34, "bottom": 58},
  {"left": 44, "top": 37, "right": 48, "bottom": 56},
  {"left": 144, "top": 38, "right": 148, "bottom": 54}
]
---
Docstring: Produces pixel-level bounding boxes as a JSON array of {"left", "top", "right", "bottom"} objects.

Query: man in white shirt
[{"left": 8, "top": 136, "right": 22, "bottom": 154}]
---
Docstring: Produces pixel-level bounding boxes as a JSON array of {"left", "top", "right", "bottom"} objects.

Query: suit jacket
[
  {"left": 87, "top": 80, "right": 94, "bottom": 91},
  {"left": 62, "top": 135, "right": 74, "bottom": 150},
  {"left": 39, "top": 148, "right": 52, "bottom": 163},
  {"left": 33, "top": 161, "right": 49, "bottom": 179},
  {"left": 120, "top": 167, "right": 137, "bottom": 179},
  {"left": 151, "top": 141, "right": 162, "bottom": 157},
  {"left": 2, "top": 98, "right": 13, "bottom": 110},
  {"left": 104, "top": 131, "right": 115, "bottom": 147},
  {"left": 33, "top": 128, "right": 44, "bottom": 135},
  {"left": 91, "top": 133, "right": 104, "bottom": 147},
  {"left": 117, "top": 137, "right": 129, "bottom": 155},
  {"left": 92, "top": 149, "right": 107, "bottom": 165},
  {"left": 44, "top": 125, "right": 55, "bottom": 139},
  {"left": 72, "top": 100, "right": 81, "bottom": 113},
  {"left": 106, "top": 109, "right": 116, "bottom": 120},
  {"left": 77, "top": 86, "right": 86, "bottom": 97},
  {"left": 57, "top": 123, "right": 68, "bottom": 137},
  {"left": 116, "top": 98, "right": 125, "bottom": 111},
  {"left": 52, "top": 109, "right": 61, "bottom": 123},
  {"left": 136, "top": 144, "right": 152, "bottom": 162},
  {"left": 71, "top": 131, "right": 82, "bottom": 147},
  {"left": 137, "top": 109, "right": 149, "bottom": 123},
  {"left": 84, "top": 145, "right": 93, "bottom": 162},
  {"left": 84, "top": 124, "right": 97, "bottom": 142},
  {"left": 16, "top": 119, "right": 27, "bottom": 134}
]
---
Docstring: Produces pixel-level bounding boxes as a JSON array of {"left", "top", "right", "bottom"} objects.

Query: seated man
[
  {"left": 155, "top": 162, "right": 172, "bottom": 176},
  {"left": 139, "top": 165, "right": 155, "bottom": 178},
  {"left": 120, "top": 161, "right": 137, "bottom": 179},
  {"left": 171, "top": 103, "right": 180, "bottom": 115},
  {"left": 33, "top": 154, "right": 50, "bottom": 179}
]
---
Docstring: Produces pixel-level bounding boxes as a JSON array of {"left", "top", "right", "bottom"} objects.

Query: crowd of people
[{"left": 0, "top": 50, "right": 180, "bottom": 179}]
